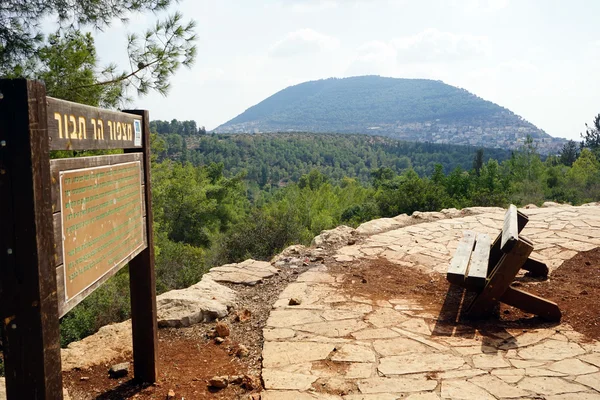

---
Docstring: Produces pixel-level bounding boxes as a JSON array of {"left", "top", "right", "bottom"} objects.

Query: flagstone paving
[{"left": 262, "top": 204, "right": 600, "bottom": 399}]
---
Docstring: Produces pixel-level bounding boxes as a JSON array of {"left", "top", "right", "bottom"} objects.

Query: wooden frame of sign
[{"left": 0, "top": 79, "right": 158, "bottom": 399}]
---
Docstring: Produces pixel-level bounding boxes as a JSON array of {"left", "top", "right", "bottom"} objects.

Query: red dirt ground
[{"left": 63, "top": 329, "right": 260, "bottom": 400}]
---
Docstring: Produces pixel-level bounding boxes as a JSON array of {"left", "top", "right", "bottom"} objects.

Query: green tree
[
  {"left": 581, "top": 114, "right": 600, "bottom": 159},
  {"left": 2, "top": 1, "right": 196, "bottom": 105},
  {"left": 35, "top": 31, "right": 123, "bottom": 107},
  {"left": 559, "top": 140, "right": 580, "bottom": 167},
  {"left": 566, "top": 148, "right": 600, "bottom": 192}
]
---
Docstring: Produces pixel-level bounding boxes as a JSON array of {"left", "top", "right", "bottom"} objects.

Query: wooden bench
[{"left": 447, "top": 204, "right": 561, "bottom": 321}]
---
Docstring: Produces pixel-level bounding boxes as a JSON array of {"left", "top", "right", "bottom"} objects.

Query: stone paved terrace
[{"left": 261, "top": 204, "right": 600, "bottom": 399}]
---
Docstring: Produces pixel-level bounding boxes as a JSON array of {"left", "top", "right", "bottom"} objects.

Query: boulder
[
  {"left": 108, "top": 362, "right": 129, "bottom": 379},
  {"left": 157, "top": 277, "right": 237, "bottom": 327},
  {"left": 271, "top": 245, "right": 307, "bottom": 263},
  {"left": 440, "top": 208, "right": 462, "bottom": 218},
  {"left": 461, "top": 206, "right": 505, "bottom": 215},
  {"left": 356, "top": 217, "right": 406, "bottom": 236},
  {"left": 542, "top": 201, "right": 569, "bottom": 208},
  {"left": 215, "top": 321, "right": 231, "bottom": 338},
  {"left": 209, "top": 376, "right": 229, "bottom": 389},
  {"left": 206, "top": 259, "right": 279, "bottom": 286},
  {"left": 411, "top": 211, "right": 445, "bottom": 221},
  {"left": 61, "top": 320, "right": 132, "bottom": 371},
  {"left": 311, "top": 225, "right": 357, "bottom": 248}
]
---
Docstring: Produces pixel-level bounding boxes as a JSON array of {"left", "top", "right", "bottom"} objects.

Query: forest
[
  {"left": 59, "top": 120, "right": 600, "bottom": 346},
  {"left": 152, "top": 130, "right": 513, "bottom": 183}
]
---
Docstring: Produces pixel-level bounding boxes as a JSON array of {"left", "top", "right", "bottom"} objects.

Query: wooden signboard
[
  {"left": 59, "top": 160, "right": 145, "bottom": 301},
  {"left": 0, "top": 79, "right": 158, "bottom": 400},
  {"left": 47, "top": 97, "right": 143, "bottom": 150}
]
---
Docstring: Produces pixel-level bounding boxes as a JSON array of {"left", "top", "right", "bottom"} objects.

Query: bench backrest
[
  {"left": 487, "top": 205, "right": 529, "bottom": 274},
  {"left": 500, "top": 204, "right": 518, "bottom": 252}
]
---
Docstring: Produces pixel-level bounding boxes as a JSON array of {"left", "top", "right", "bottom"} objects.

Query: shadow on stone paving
[
  {"left": 93, "top": 380, "right": 150, "bottom": 400},
  {"left": 431, "top": 284, "right": 560, "bottom": 355}
]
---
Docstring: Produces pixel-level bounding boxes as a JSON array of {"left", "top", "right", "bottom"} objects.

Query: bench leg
[
  {"left": 500, "top": 286, "right": 561, "bottom": 321},
  {"left": 521, "top": 257, "right": 548, "bottom": 278},
  {"left": 469, "top": 239, "right": 532, "bottom": 318}
]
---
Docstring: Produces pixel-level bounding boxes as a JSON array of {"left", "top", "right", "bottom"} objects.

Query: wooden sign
[
  {"left": 47, "top": 97, "right": 143, "bottom": 151},
  {"left": 59, "top": 160, "right": 145, "bottom": 301},
  {"left": 0, "top": 79, "right": 158, "bottom": 400}
]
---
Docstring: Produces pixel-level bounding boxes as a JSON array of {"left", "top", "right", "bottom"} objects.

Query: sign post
[{"left": 0, "top": 79, "right": 158, "bottom": 398}]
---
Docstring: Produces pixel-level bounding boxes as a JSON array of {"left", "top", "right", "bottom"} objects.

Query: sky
[{"left": 89, "top": 0, "right": 600, "bottom": 140}]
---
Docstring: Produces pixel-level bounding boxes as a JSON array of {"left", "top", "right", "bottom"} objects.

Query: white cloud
[
  {"left": 393, "top": 29, "right": 490, "bottom": 63},
  {"left": 345, "top": 29, "right": 490, "bottom": 76},
  {"left": 269, "top": 28, "right": 340, "bottom": 58},
  {"left": 345, "top": 41, "right": 397, "bottom": 76}
]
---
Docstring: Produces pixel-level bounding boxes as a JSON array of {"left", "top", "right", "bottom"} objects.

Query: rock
[
  {"left": 236, "top": 344, "right": 250, "bottom": 358},
  {"left": 235, "top": 309, "right": 252, "bottom": 322},
  {"left": 215, "top": 337, "right": 225, "bottom": 344},
  {"left": 156, "top": 277, "right": 237, "bottom": 328},
  {"left": 524, "top": 203, "right": 538, "bottom": 209},
  {"left": 306, "top": 247, "right": 327, "bottom": 258},
  {"left": 243, "top": 375, "right": 262, "bottom": 390},
  {"left": 206, "top": 259, "right": 279, "bottom": 286},
  {"left": 215, "top": 321, "right": 231, "bottom": 338},
  {"left": 209, "top": 376, "right": 229, "bottom": 389},
  {"left": 230, "top": 375, "right": 244, "bottom": 385},
  {"left": 393, "top": 213, "right": 413, "bottom": 223},
  {"left": 287, "top": 257, "right": 304, "bottom": 266},
  {"left": 62, "top": 320, "right": 132, "bottom": 371},
  {"left": 248, "top": 393, "right": 261, "bottom": 400},
  {"left": 460, "top": 206, "right": 504, "bottom": 215},
  {"left": 108, "top": 362, "right": 129, "bottom": 379},
  {"left": 440, "top": 208, "right": 462, "bottom": 218},
  {"left": 311, "top": 225, "right": 357, "bottom": 248},
  {"left": 167, "top": 389, "right": 176, "bottom": 398},
  {"left": 271, "top": 245, "right": 307, "bottom": 263},
  {"left": 356, "top": 218, "right": 407, "bottom": 235},
  {"left": 288, "top": 298, "right": 302, "bottom": 306},
  {"left": 542, "top": 201, "right": 568, "bottom": 208},
  {"left": 411, "top": 211, "right": 445, "bottom": 221}
]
